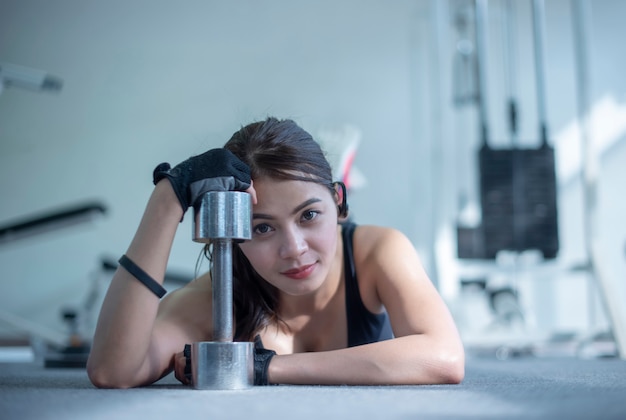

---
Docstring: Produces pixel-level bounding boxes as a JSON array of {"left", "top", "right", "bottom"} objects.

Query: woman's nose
[{"left": 279, "top": 227, "right": 308, "bottom": 259}]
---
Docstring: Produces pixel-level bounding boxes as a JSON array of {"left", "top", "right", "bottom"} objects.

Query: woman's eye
[
  {"left": 302, "top": 210, "right": 319, "bottom": 222},
  {"left": 253, "top": 223, "right": 272, "bottom": 235}
]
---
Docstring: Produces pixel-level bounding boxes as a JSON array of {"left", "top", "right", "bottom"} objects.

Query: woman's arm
[
  {"left": 87, "top": 149, "right": 254, "bottom": 388},
  {"left": 87, "top": 181, "right": 191, "bottom": 388},
  {"left": 268, "top": 226, "right": 465, "bottom": 385},
  {"left": 268, "top": 334, "right": 462, "bottom": 385}
]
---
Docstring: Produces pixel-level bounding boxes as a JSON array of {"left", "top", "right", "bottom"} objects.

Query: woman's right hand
[{"left": 153, "top": 148, "right": 252, "bottom": 215}]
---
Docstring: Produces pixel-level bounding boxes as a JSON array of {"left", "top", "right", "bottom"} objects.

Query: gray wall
[
  {"left": 1, "top": 0, "right": 625, "bottom": 346},
  {"left": 0, "top": 0, "right": 429, "bottom": 337}
]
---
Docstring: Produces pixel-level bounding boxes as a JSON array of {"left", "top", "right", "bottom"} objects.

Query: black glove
[
  {"left": 254, "top": 335, "right": 276, "bottom": 386},
  {"left": 182, "top": 338, "right": 276, "bottom": 386},
  {"left": 153, "top": 148, "right": 251, "bottom": 214},
  {"left": 183, "top": 344, "right": 192, "bottom": 383}
]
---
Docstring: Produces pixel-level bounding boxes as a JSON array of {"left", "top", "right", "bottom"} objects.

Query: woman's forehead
[
  {"left": 253, "top": 178, "right": 333, "bottom": 209},
  {"left": 254, "top": 177, "right": 330, "bottom": 195}
]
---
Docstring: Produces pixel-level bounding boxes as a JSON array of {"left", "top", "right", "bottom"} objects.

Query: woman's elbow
[
  {"left": 87, "top": 356, "right": 136, "bottom": 389},
  {"left": 436, "top": 347, "right": 465, "bottom": 384},
  {"left": 87, "top": 367, "right": 129, "bottom": 389}
]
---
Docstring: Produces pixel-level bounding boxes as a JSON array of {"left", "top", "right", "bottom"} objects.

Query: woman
[{"left": 87, "top": 117, "right": 464, "bottom": 388}]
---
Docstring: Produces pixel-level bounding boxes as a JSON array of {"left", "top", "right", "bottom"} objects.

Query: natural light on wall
[{"left": 555, "top": 94, "right": 626, "bottom": 183}]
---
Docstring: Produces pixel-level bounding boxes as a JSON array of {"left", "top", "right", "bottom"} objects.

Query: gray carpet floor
[{"left": 1, "top": 357, "right": 626, "bottom": 419}]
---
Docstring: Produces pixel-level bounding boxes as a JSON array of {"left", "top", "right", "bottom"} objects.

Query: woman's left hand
[{"left": 173, "top": 347, "right": 191, "bottom": 385}]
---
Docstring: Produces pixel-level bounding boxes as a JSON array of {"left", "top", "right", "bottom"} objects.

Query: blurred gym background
[{"left": 1, "top": 0, "right": 625, "bottom": 365}]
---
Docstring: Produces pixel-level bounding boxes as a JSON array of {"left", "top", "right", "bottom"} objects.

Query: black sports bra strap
[
  {"left": 341, "top": 222, "right": 394, "bottom": 347},
  {"left": 341, "top": 222, "right": 357, "bottom": 286}
]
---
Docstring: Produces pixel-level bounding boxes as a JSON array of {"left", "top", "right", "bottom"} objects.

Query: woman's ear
[{"left": 333, "top": 182, "right": 349, "bottom": 218}]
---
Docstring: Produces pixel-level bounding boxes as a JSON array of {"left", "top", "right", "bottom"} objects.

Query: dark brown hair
[{"left": 206, "top": 117, "right": 336, "bottom": 341}]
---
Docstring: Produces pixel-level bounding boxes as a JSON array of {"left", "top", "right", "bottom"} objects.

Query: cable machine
[
  {"left": 456, "top": 0, "right": 559, "bottom": 261},
  {"left": 453, "top": 0, "right": 624, "bottom": 359}
]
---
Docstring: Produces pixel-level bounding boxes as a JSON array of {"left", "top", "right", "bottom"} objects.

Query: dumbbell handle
[
  {"left": 193, "top": 191, "right": 252, "bottom": 342},
  {"left": 212, "top": 239, "right": 233, "bottom": 342}
]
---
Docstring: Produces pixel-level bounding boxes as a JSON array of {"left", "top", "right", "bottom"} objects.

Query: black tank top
[{"left": 342, "top": 222, "right": 394, "bottom": 347}]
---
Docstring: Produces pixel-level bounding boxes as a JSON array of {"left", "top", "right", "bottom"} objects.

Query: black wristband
[
  {"left": 118, "top": 254, "right": 167, "bottom": 298},
  {"left": 183, "top": 344, "right": 192, "bottom": 383},
  {"left": 254, "top": 335, "right": 276, "bottom": 385}
]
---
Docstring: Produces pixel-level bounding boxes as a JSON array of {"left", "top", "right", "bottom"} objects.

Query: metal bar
[
  {"left": 474, "top": 0, "right": 490, "bottom": 146},
  {"left": 211, "top": 239, "right": 233, "bottom": 342},
  {"left": 532, "top": 0, "right": 549, "bottom": 145},
  {"left": 501, "top": 0, "right": 518, "bottom": 144},
  {"left": 0, "top": 202, "right": 106, "bottom": 245}
]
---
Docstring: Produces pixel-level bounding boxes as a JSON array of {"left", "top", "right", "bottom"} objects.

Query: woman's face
[{"left": 238, "top": 176, "right": 339, "bottom": 296}]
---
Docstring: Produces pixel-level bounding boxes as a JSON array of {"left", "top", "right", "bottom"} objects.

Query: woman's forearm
[
  {"left": 268, "top": 334, "right": 465, "bottom": 385},
  {"left": 87, "top": 181, "right": 183, "bottom": 388}
]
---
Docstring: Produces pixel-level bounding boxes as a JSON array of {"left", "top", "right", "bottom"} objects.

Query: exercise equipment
[
  {"left": 455, "top": 0, "right": 623, "bottom": 360},
  {"left": 190, "top": 191, "right": 254, "bottom": 390},
  {"left": 0, "top": 200, "right": 196, "bottom": 367},
  {"left": 0, "top": 62, "right": 63, "bottom": 95},
  {"left": 457, "top": 0, "right": 559, "bottom": 260},
  {"left": 0, "top": 201, "right": 106, "bottom": 246},
  {"left": 0, "top": 201, "right": 107, "bottom": 366}
]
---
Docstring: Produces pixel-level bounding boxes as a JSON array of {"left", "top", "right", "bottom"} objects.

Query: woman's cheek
[{"left": 240, "top": 241, "right": 271, "bottom": 272}]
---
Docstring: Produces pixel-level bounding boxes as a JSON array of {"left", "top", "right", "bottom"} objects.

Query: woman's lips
[{"left": 281, "top": 263, "right": 316, "bottom": 279}]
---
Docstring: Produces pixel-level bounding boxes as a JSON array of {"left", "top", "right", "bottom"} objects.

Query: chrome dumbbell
[{"left": 191, "top": 191, "right": 254, "bottom": 390}]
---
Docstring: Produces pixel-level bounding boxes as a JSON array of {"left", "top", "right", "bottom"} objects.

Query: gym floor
[{"left": 1, "top": 356, "right": 625, "bottom": 419}]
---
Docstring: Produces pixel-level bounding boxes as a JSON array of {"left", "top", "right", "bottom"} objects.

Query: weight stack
[{"left": 478, "top": 143, "right": 559, "bottom": 259}]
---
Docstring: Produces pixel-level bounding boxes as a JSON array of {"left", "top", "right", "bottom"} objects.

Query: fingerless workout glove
[
  {"left": 153, "top": 148, "right": 251, "bottom": 214},
  {"left": 254, "top": 335, "right": 276, "bottom": 386},
  {"left": 183, "top": 344, "right": 192, "bottom": 383}
]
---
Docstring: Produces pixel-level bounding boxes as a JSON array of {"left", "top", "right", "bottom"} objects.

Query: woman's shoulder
[
  {"left": 348, "top": 224, "right": 418, "bottom": 312},
  {"left": 351, "top": 224, "right": 416, "bottom": 271},
  {"left": 352, "top": 224, "right": 411, "bottom": 252}
]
